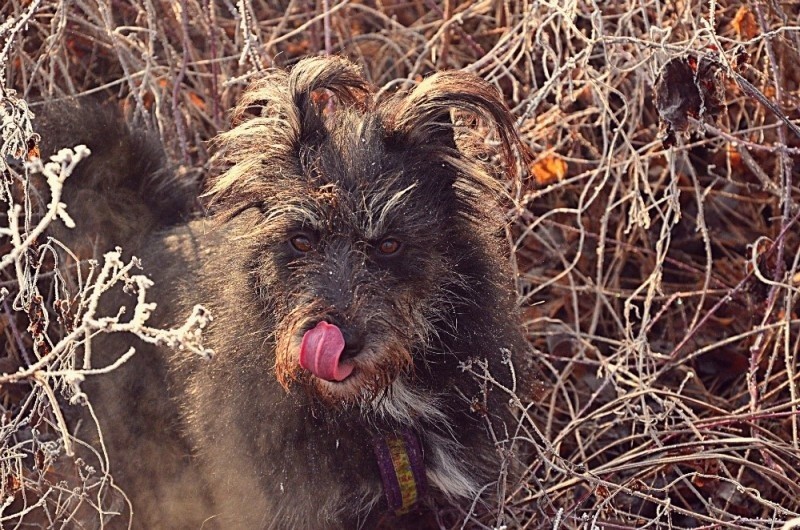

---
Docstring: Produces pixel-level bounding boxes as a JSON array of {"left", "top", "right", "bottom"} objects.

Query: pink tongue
[{"left": 299, "top": 322, "right": 354, "bottom": 382}]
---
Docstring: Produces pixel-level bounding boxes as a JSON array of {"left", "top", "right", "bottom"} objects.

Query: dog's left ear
[{"left": 381, "top": 71, "right": 531, "bottom": 179}]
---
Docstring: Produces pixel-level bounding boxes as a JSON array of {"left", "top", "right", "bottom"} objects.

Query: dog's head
[{"left": 207, "top": 56, "right": 527, "bottom": 410}]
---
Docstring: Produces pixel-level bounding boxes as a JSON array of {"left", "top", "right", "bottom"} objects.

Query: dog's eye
[
  {"left": 377, "top": 238, "right": 401, "bottom": 256},
  {"left": 289, "top": 235, "right": 313, "bottom": 253}
]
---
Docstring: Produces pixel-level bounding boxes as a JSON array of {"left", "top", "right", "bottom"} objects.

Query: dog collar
[{"left": 372, "top": 430, "right": 428, "bottom": 515}]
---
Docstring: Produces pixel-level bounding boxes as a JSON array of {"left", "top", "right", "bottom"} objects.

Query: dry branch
[{"left": 1, "top": 0, "right": 799, "bottom": 528}]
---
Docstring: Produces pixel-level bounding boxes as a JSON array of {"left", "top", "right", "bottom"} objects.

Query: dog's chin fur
[
  {"left": 42, "top": 56, "right": 533, "bottom": 530},
  {"left": 304, "top": 364, "right": 404, "bottom": 407}
]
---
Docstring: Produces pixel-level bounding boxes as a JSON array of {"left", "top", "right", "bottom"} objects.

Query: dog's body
[{"left": 40, "top": 57, "right": 529, "bottom": 529}]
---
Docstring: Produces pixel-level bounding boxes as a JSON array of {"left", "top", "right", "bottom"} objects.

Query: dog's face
[
  {"left": 208, "top": 57, "right": 526, "bottom": 408},
  {"left": 249, "top": 112, "right": 464, "bottom": 405}
]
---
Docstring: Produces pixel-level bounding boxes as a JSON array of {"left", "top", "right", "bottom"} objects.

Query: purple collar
[{"left": 372, "top": 429, "right": 428, "bottom": 515}]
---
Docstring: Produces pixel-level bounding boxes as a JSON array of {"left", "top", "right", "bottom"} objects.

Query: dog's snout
[{"left": 340, "top": 327, "right": 365, "bottom": 360}]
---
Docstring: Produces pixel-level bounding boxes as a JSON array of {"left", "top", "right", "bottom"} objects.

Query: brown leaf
[
  {"left": 655, "top": 57, "right": 702, "bottom": 146},
  {"left": 655, "top": 55, "right": 725, "bottom": 147},
  {"left": 530, "top": 153, "right": 567, "bottom": 185},
  {"left": 27, "top": 136, "right": 40, "bottom": 160},
  {"left": 188, "top": 91, "right": 206, "bottom": 111},
  {"left": 732, "top": 6, "right": 759, "bottom": 40}
]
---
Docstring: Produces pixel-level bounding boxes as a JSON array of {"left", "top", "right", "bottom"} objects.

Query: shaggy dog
[{"left": 38, "top": 56, "right": 530, "bottom": 529}]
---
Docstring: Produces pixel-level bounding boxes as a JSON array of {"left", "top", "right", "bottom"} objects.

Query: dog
[{"left": 38, "top": 56, "right": 530, "bottom": 529}]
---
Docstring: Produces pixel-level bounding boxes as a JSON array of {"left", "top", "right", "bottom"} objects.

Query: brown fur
[{"left": 40, "top": 56, "right": 531, "bottom": 529}]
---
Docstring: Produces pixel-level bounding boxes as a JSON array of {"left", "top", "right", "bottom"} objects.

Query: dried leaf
[
  {"left": 655, "top": 57, "right": 702, "bottom": 146},
  {"left": 655, "top": 55, "right": 725, "bottom": 147},
  {"left": 531, "top": 153, "right": 567, "bottom": 185},
  {"left": 726, "top": 143, "right": 742, "bottom": 170},
  {"left": 188, "top": 91, "right": 206, "bottom": 111},
  {"left": 732, "top": 6, "right": 759, "bottom": 40}
]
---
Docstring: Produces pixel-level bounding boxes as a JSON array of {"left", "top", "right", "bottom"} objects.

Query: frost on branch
[
  {"left": 0, "top": 245, "right": 213, "bottom": 524},
  {"left": 80, "top": 249, "right": 214, "bottom": 363},
  {"left": 0, "top": 89, "right": 211, "bottom": 525},
  {"left": 0, "top": 145, "right": 89, "bottom": 275},
  {"left": 0, "top": 92, "right": 36, "bottom": 172}
]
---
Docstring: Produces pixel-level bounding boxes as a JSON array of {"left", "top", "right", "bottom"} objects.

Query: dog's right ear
[
  {"left": 287, "top": 56, "right": 371, "bottom": 139},
  {"left": 230, "top": 56, "right": 370, "bottom": 138},
  {"left": 208, "top": 57, "right": 371, "bottom": 218}
]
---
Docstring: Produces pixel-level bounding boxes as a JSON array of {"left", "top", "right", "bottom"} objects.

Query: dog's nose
[{"left": 340, "top": 328, "right": 365, "bottom": 360}]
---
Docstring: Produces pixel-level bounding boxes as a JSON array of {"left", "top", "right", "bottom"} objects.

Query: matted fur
[{"left": 45, "top": 56, "right": 532, "bottom": 529}]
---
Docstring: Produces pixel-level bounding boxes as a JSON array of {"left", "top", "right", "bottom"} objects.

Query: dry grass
[{"left": 1, "top": 0, "right": 800, "bottom": 528}]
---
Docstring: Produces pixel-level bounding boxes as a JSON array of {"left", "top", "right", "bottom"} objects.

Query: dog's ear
[
  {"left": 230, "top": 56, "right": 370, "bottom": 135},
  {"left": 381, "top": 71, "right": 531, "bottom": 180},
  {"left": 288, "top": 56, "right": 370, "bottom": 138},
  {"left": 207, "top": 57, "right": 371, "bottom": 218}
]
